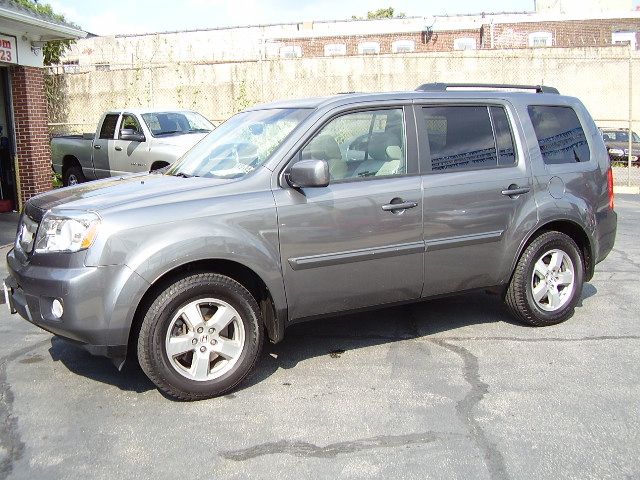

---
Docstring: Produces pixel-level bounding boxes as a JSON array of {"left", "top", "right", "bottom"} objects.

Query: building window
[
  {"left": 453, "top": 38, "right": 476, "bottom": 51},
  {"left": 612, "top": 31, "right": 637, "bottom": 50},
  {"left": 62, "top": 60, "right": 79, "bottom": 73},
  {"left": 95, "top": 63, "right": 110, "bottom": 71},
  {"left": 279, "top": 46, "right": 302, "bottom": 58},
  {"left": 392, "top": 40, "right": 415, "bottom": 53},
  {"left": 528, "top": 32, "right": 553, "bottom": 48},
  {"left": 324, "top": 43, "right": 346, "bottom": 56},
  {"left": 358, "top": 42, "right": 380, "bottom": 55}
]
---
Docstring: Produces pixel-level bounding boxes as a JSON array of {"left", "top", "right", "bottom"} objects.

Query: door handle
[
  {"left": 115, "top": 146, "right": 122, "bottom": 151},
  {"left": 501, "top": 186, "right": 530, "bottom": 197},
  {"left": 382, "top": 201, "right": 418, "bottom": 212},
  {"left": 94, "top": 144, "right": 101, "bottom": 150}
]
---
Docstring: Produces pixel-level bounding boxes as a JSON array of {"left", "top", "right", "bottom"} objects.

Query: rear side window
[
  {"left": 527, "top": 106, "right": 590, "bottom": 164},
  {"left": 421, "top": 105, "right": 517, "bottom": 172},
  {"left": 99, "top": 114, "right": 119, "bottom": 139}
]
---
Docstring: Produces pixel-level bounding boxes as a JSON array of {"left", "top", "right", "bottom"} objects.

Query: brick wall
[
  {"left": 269, "top": 17, "right": 640, "bottom": 56},
  {"left": 10, "top": 65, "right": 52, "bottom": 206},
  {"left": 485, "top": 18, "right": 640, "bottom": 49}
]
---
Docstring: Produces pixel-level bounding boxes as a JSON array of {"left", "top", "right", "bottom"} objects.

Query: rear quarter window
[{"left": 527, "top": 105, "right": 590, "bottom": 164}]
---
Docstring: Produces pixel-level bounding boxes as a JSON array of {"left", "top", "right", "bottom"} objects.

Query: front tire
[
  {"left": 137, "top": 273, "right": 263, "bottom": 400},
  {"left": 505, "top": 231, "right": 584, "bottom": 326}
]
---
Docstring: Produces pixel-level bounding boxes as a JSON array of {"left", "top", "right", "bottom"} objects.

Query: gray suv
[{"left": 5, "top": 84, "right": 617, "bottom": 400}]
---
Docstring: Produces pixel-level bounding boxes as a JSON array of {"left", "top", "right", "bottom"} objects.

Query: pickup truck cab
[
  {"left": 6, "top": 84, "right": 617, "bottom": 400},
  {"left": 51, "top": 109, "right": 214, "bottom": 186}
]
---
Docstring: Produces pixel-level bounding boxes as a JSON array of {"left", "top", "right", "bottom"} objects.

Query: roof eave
[{"left": 0, "top": 6, "right": 86, "bottom": 40}]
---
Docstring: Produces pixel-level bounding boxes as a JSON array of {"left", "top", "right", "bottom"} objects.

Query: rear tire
[
  {"left": 137, "top": 273, "right": 263, "bottom": 400},
  {"left": 505, "top": 231, "right": 584, "bottom": 326},
  {"left": 63, "top": 165, "right": 85, "bottom": 186}
]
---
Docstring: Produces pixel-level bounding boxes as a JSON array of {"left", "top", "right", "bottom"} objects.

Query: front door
[
  {"left": 274, "top": 106, "right": 424, "bottom": 320},
  {"left": 112, "top": 113, "right": 149, "bottom": 174}
]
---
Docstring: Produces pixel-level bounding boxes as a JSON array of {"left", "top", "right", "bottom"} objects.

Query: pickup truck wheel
[
  {"left": 137, "top": 273, "right": 263, "bottom": 400},
  {"left": 63, "top": 166, "right": 85, "bottom": 186},
  {"left": 505, "top": 231, "right": 584, "bottom": 326}
]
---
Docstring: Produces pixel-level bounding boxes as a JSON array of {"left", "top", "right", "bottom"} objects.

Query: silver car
[{"left": 5, "top": 84, "right": 617, "bottom": 400}]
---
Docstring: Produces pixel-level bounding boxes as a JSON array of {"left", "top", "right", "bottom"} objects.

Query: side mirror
[
  {"left": 120, "top": 129, "right": 145, "bottom": 142},
  {"left": 287, "top": 159, "right": 330, "bottom": 188}
]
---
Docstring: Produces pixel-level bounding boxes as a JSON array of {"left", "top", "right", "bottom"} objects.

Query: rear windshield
[{"left": 528, "top": 106, "right": 590, "bottom": 164}]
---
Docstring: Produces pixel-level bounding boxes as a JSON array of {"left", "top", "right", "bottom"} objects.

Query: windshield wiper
[
  {"left": 187, "top": 128, "right": 211, "bottom": 133},
  {"left": 157, "top": 130, "right": 181, "bottom": 136},
  {"left": 173, "top": 172, "right": 194, "bottom": 178}
]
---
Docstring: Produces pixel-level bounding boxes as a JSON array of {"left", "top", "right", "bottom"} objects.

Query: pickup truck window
[
  {"left": 167, "top": 108, "right": 310, "bottom": 179},
  {"left": 121, "top": 114, "right": 142, "bottom": 134},
  {"left": 99, "top": 114, "right": 119, "bottom": 139},
  {"left": 142, "top": 111, "right": 213, "bottom": 137}
]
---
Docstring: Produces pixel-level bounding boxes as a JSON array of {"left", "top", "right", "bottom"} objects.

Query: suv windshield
[
  {"left": 166, "top": 108, "right": 311, "bottom": 179},
  {"left": 142, "top": 111, "right": 214, "bottom": 137}
]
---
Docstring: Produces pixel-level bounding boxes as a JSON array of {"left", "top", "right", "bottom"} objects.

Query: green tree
[
  {"left": 14, "top": 0, "right": 78, "bottom": 64},
  {"left": 352, "top": 7, "right": 406, "bottom": 20}
]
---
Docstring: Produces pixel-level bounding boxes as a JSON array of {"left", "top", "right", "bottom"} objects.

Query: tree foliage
[
  {"left": 352, "top": 7, "right": 406, "bottom": 20},
  {"left": 14, "top": 0, "right": 78, "bottom": 65}
]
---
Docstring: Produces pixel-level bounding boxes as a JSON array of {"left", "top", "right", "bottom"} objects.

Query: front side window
[
  {"left": 421, "top": 105, "right": 516, "bottom": 172},
  {"left": 120, "top": 114, "right": 142, "bottom": 135},
  {"left": 300, "top": 108, "right": 406, "bottom": 181},
  {"left": 528, "top": 106, "right": 590, "bottom": 165},
  {"left": 167, "top": 108, "right": 310, "bottom": 179}
]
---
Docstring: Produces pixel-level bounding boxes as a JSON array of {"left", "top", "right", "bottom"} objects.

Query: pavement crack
[
  {"left": 430, "top": 339, "right": 509, "bottom": 480},
  {"left": 612, "top": 247, "right": 640, "bottom": 271},
  {"left": 221, "top": 431, "right": 448, "bottom": 461},
  {"left": 0, "top": 340, "right": 51, "bottom": 480}
]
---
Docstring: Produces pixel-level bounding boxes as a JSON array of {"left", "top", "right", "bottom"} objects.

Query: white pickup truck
[{"left": 51, "top": 109, "right": 214, "bottom": 186}]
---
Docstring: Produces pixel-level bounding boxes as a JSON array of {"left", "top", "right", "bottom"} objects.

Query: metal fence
[{"left": 45, "top": 44, "right": 640, "bottom": 186}]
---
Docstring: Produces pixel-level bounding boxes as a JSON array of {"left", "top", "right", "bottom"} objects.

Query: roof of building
[{"left": 0, "top": 0, "right": 85, "bottom": 39}]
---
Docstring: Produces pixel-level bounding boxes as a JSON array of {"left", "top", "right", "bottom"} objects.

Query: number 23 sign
[{"left": 0, "top": 34, "right": 17, "bottom": 64}]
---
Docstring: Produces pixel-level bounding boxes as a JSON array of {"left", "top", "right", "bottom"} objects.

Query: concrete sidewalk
[{"left": 0, "top": 211, "right": 19, "bottom": 247}]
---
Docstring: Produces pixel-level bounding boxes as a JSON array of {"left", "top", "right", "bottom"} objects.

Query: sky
[
  {"left": 48, "top": 0, "right": 640, "bottom": 36},
  {"left": 49, "top": 0, "right": 543, "bottom": 36}
]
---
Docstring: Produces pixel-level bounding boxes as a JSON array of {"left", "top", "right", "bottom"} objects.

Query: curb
[{"left": 614, "top": 186, "right": 640, "bottom": 194}]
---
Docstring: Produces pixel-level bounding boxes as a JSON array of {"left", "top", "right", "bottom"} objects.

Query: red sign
[{"left": 0, "top": 34, "right": 17, "bottom": 64}]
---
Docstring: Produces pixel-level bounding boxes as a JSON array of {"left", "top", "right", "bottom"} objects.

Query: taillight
[{"left": 607, "top": 167, "right": 614, "bottom": 210}]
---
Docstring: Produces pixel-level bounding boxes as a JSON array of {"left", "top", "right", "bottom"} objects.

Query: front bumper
[{"left": 5, "top": 248, "right": 148, "bottom": 361}]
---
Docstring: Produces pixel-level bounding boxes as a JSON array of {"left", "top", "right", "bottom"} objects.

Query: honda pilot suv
[{"left": 5, "top": 83, "right": 617, "bottom": 400}]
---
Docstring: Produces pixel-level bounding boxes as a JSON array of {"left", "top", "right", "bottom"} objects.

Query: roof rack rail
[{"left": 415, "top": 83, "right": 560, "bottom": 94}]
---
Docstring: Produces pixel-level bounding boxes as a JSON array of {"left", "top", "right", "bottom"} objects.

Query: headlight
[
  {"left": 609, "top": 148, "right": 624, "bottom": 156},
  {"left": 34, "top": 211, "right": 100, "bottom": 253}
]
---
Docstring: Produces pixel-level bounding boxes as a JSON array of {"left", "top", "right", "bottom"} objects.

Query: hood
[
  {"left": 604, "top": 140, "right": 640, "bottom": 150},
  {"left": 28, "top": 174, "right": 233, "bottom": 217},
  {"left": 153, "top": 132, "right": 209, "bottom": 149}
]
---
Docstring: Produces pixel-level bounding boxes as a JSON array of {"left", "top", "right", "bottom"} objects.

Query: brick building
[
  {"left": 62, "top": 7, "right": 640, "bottom": 69},
  {"left": 0, "top": 0, "right": 84, "bottom": 211}
]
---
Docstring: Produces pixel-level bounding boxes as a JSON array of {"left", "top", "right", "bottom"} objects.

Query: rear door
[
  {"left": 274, "top": 105, "right": 424, "bottom": 320},
  {"left": 92, "top": 113, "right": 120, "bottom": 178},
  {"left": 416, "top": 101, "right": 537, "bottom": 296}
]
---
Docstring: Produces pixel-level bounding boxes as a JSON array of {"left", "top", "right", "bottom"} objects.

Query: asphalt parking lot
[{"left": 0, "top": 196, "right": 638, "bottom": 480}]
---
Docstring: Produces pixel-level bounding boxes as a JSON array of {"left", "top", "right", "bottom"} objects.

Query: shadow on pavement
[
  {"left": 0, "top": 211, "right": 19, "bottom": 247},
  {"left": 43, "top": 287, "right": 597, "bottom": 397}
]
